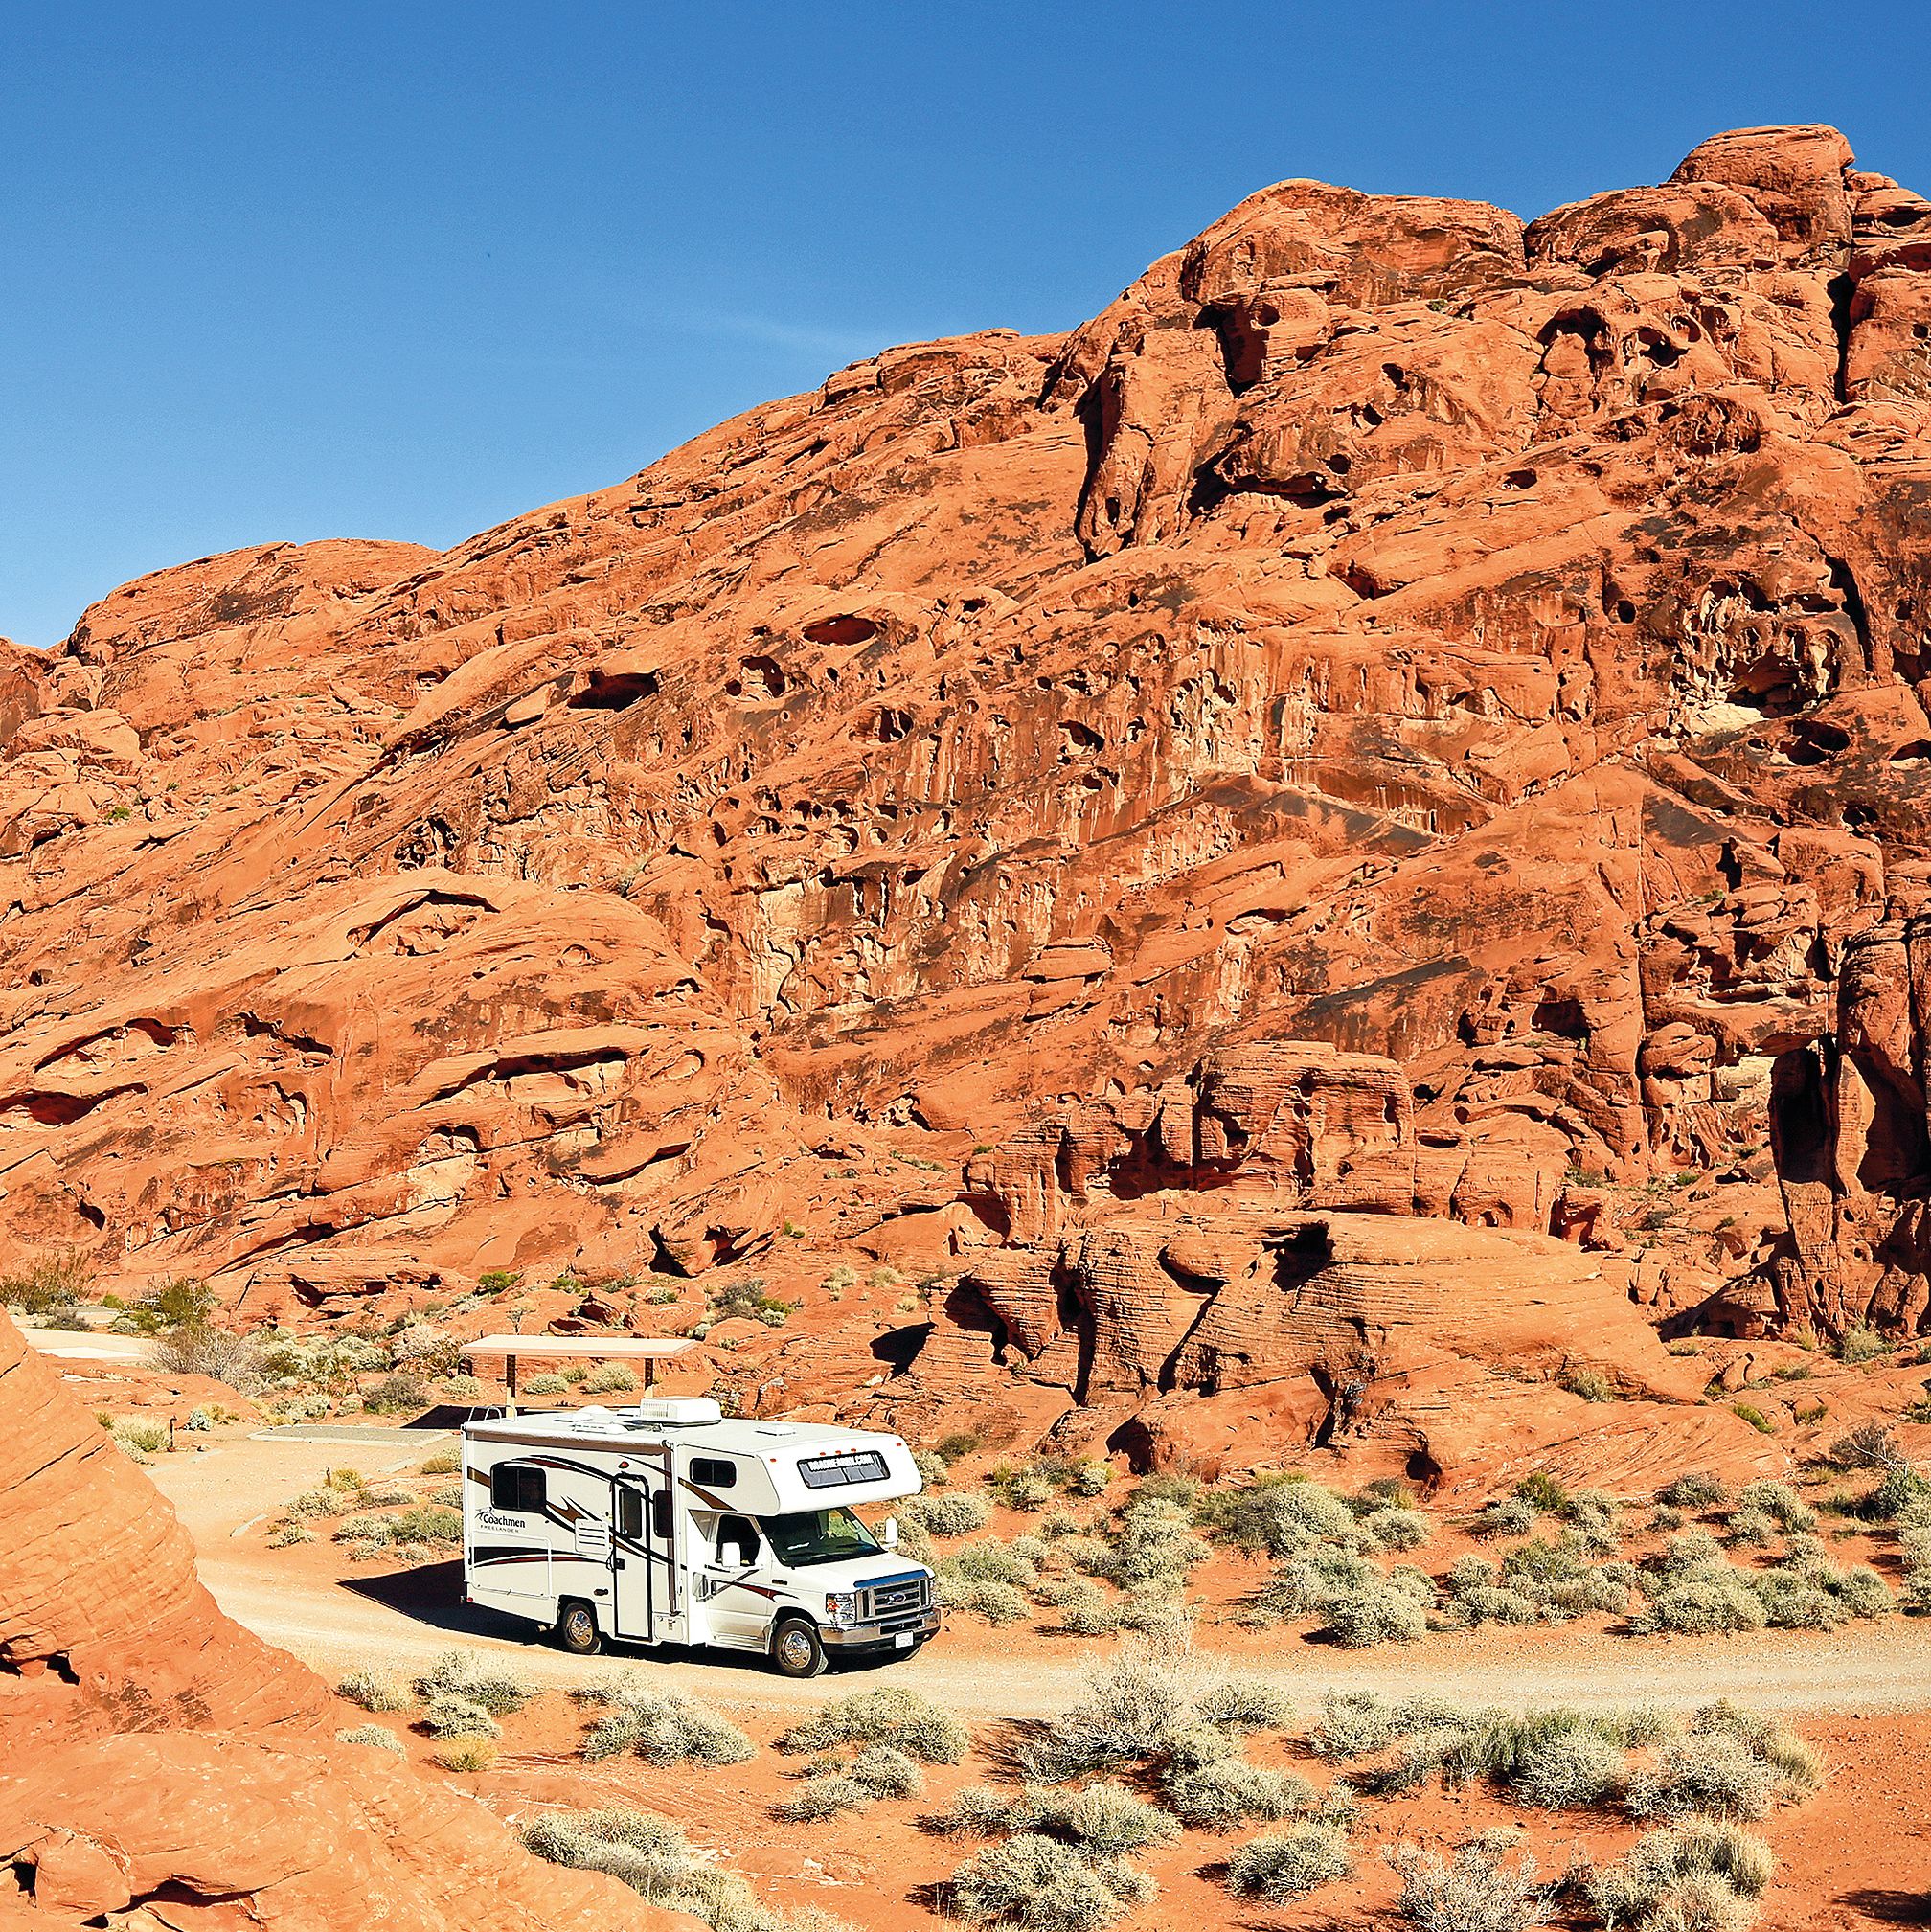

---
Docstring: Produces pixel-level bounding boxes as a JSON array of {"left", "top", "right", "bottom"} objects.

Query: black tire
[
  {"left": 770, "top": 1616, "right": 829, "bottom": 1678},
  {"left": 556, "top": 1601, "right": 602, "bottom": 1655}
]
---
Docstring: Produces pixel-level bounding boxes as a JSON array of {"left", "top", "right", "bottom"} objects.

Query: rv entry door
[{"left": 611, "top": 1475, "right": 668, "bottom": 1641}]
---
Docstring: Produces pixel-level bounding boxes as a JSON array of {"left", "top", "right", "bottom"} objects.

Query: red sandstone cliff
[{"left": 4, "top": 123, "right": 1931, "bottom": 1366}]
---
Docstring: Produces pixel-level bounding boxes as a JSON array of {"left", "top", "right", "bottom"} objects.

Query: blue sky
[{"left": 4, "top": 1, "right": 1927, "bottom": 646}]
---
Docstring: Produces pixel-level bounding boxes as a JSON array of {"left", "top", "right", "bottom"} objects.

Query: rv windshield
[{"left": 759, "top": 1507, "right": 882, "bottom": 1568}]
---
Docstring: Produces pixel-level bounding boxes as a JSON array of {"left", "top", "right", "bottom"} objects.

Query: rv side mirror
[{"left": 881, "top": 1516, "right": 899, "bottom": 1550}]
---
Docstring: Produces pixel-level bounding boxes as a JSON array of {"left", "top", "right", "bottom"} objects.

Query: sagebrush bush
[
  {"left": 521, "top": 1807, "right": 773, "bottom": 1929},
  {"left": 903, "top": 1491, "right": 992, "bottom": 1537},
  {"left": 1589, "top": 1821, "right": 1773, "bottom": 1931},
  {"left": 422, "top": 1693, "right": 501, "bottom": 1739},
  {"left": 941, "top": 1575, "right": 1030, "bottom": 1623},
  {"left": 1193, "top": 1679, "right": 1292, "bottom": 1732},
  {"left": 1325, "top": 1582, "right": 1429, "bottom": 1648},
  {"left": 1509, "top": 1725, "right": 1626, "bottom": 1809},
  {"left": 1364, "top": 1506, "right": 1432, "bottom": 1552},
  {"left": 1473, "top": 1498, "right": 1538, "bottom": 1539},
  {"left": 1659, "top": 1471, "right": 1730, "bottom": 1511},
  {"left": 1224, "top": 1823, "right": 1352, "bottom": 1901},
  {"left": 1014, "top": 1652, "right": 1195, "bottom": 1784},
  {"left": 581, "top": 1362, "right": 638, "bottom": 1394},
  {"left": 1734, "top": 1480, "right": 1815, "bottom": 1532},
  {"left": 1032, "top": 1782, "right": 1179, "bottom": 1856},
  {"left": 777, "top": 1687, "right": 968, "bottom": 1764},
  {"left": 339, "top": 1668, "right": 413, "bottom": 1713},
  {"left": 578, "top": 1681, "right": 754, "bottom": 1765},
  {"left": 776, "top": 1775, "right": 869, "bottom": 1822},
  {"left": 415, "top": 1649, "right": 536, "bottom": 1715},
  {"left": 848, "top": 1744, "right": 923, "bottom": 1800},
  {"left": 1166, "top": 1759, "right": 1312, "bottom": 1830},
  {"left": 1387, "top": 1835, "right": 1551, "bottom": 1932},
  {"left": 949, "top": 1832, "right": 1149, "bottom": 1931},
  {"left": 1206, "top": 1478, "right": 1354, "bottom": 1557}
]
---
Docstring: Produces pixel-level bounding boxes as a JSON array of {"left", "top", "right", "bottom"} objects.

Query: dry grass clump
[
  {"left": 1624, "top": 1703, "right": 1823, "bottom": 1822},
  {"left": 338, "top": 1667, "right": 413, "bottom": 1713},
  {"left": 576, "top": 1676, "right": 754, "bottom": 1765},
  {"left": 776, "top": 1686, "right": 968, "bottom": 1764},
  {"left": 422, "top": 1693, "right": 501, "bottom": 1739},
  {"left": 433, "top": 1737, "right": 498, "bottom": 1772},
  {"left": 336, "top": 1723, "right": 405, "bottom": 1754}
]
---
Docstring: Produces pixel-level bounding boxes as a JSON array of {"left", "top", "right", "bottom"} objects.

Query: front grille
[{"left": 858, "top": 1571, "right": 933, "bottom": 1623}]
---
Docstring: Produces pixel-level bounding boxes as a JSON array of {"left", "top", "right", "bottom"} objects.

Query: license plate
[{"left": 894, "top": 1633, "right": 914, "bottom": 1648}]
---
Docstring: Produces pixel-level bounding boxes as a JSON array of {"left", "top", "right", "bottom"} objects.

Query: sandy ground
[{"left": 146, "top": 1422, "right": 1931, "bottom": 1721}]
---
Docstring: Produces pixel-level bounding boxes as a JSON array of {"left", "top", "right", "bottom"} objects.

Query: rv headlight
[{"left": 827, "top": 1590, "right": 860, "bottom": 1627}]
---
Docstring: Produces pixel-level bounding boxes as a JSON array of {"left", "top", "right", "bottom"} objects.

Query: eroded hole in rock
[
  {"left": 1892, "top": 740, "right": 1931, "bottom": 765},
  {"left": 568, "top": 670, "right": 659, "bottom": 712},
  {"left": 802, "top": 614, "right": 877, "bottom": 646}
]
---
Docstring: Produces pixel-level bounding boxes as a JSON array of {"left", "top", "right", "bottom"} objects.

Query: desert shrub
[
  {"left": 581, "top": 1362, "right": 638, "bottom": 1394},
  {"left": 364, "top": 1372, "right": 432, "bottom": 1414},
  {"left": 1364, "top": 1506, "right": 1433, "bottom": 1551},
  {"left": 1224, "top": 1823, "right": 1352, "bottom": 1902},
  {"left": 1166, "top": 1759, "right": 1312, "bottom": 1830},
  {"left": 434, "top": 1738, "right": 497, "bottom": 1772},
  {"left": 524, "top": 1372, "right": 569, "bottom": 1396},
  {"left": 1015, "top": 1650, "right": 1203, "bottom": 1784},
  {"left": 415, "top": 1649, "right": 536, "bottom": 1716},
  {"left": 776, "top": 1775, "right": 870, "bottom": 1822},
  {"left": 1515, "top": 1472, "right": 1569, "bottom": 1512},
  {"left": 423, "top": 1693, "right": 500, "bottom": 1739},
  {"left": 944, "top": 1537, "right": 1040, "bottom": 1588},
  {"left": 1205, "top": 1477, "right": 1354, "bottom": 1556},
  {"left": 913, "top": 1448, "right": 950, "bottom": 1486},
  {"left": 1387, "top": 1835, "right": 1552, "bottom": 1932},
  {"left": 1562, "top": 1366, "right": 1616, "bottom": 1402},
  {"left": 1474, "top": 1498, "right": 1539, "bottom": 1539},
  {"left": 153, "top": 1325, "right": 261, "bottom": 1383},
  {"left": 949, "top": 1833, "right": 1149, "bottom": 1931},
  {"left": 1056, "top": 1598, "right": 1122, "bottom": 1637},
  {"left": 1837, "top": 1324, "right": 1893, "bottom": 1364},
  {"left": 903, "top": 1491, "right": 993, "bottom": 1537},
  {"left": 940, "top": 1786, "right": 1022, "bottom": 1838},
  {"left": 1095, "top": 1497, "right": 1211, "bottom": 1586},
  {"left": 2, "top": 1244, "right": 95, "bottom": 1316},
  {"left": 266, "top": 1522, "right": 314, "bottom": 1547},
  {"left": 938, "top": 1431, "right": 984, "bottom": 1462},
  {"left": 847, "top": 1743, "right": 923, "bottom": 1800},
  {"left": 1630, "top": 1560, "right": 1770, "bottom": 1637},
  {"left": 1589, "top": 1821, "right": 1774, "bottom": 1930},
  {"left": 778, "top": 1687, "right": 968, "bottom": 1764},
  {"left": 1325, "top": 1582, "right": 1429, "bottom": 1648},
  {"left": 1624, "top": 1723, "right": 1804, "bottom": 1822},
  {"left": 1724, "top": 1507, "right": 1778, "bottom": 1547},
  {"left": 1510, "top": 1725, "right": 1626, "bottom": 1809},
  {"left": 1459, "top": 1584, "right": 1542, "bottom": 1627},
  {"left": 418, "top": 1451, "right": 459, "bottom": 1475},
  {"left": 520, "top": 1807, "right": 763, "bottom": 1928},
  {"left": 112, "top": 1419, "right": 169, "bottom": 1455},
  {"left": 1193, "top": 1678, "right": 1292, "bottom": 1732},
  {"left": 1734, "top": 1480, "right": 1815, "bottom": 1532},
  {"left": 1034, "top": 1782, "right": 1179, "bottom": 1856},
  {"left": 1862, "top": 1466, "right": 1930, "bottom": 1522},
  {"left": 942, "top": 1576, "right": 1030, "bottom": 1624},
  {"left": 337, "top": 1723, "right": 405, "bottom": 1754},
  {"left": 339, "top": 1668, "right": 413, "bottom": 1713},
  {"left": 1660, "top": 1471, "right": 1730, "bottom": 1511},
  {"left": 579, "top": 1681, "right": 754, "bottom": 1765}
]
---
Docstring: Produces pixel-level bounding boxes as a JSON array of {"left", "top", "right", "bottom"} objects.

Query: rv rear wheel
[
  {"left": 770, "top": 1616, "right": 828, "bottom": 1678},
  {"left": 556, "top": 1601, "right": 602, "bottom": 1656}
]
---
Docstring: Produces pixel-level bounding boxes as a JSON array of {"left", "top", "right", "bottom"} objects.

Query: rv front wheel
[
  {"left": 770, "top": 1616, "right": 828, "bottom": 1678},
  {"left": 556, "top": 1601, "right": 602, "bottom": 1656}
]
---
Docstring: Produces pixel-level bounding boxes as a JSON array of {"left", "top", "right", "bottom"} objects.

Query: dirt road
[{"left": 147, "top": 1429, "right": 1931, "bottom": 1721}]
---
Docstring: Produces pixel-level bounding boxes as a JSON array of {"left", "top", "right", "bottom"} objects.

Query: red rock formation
[
  {"left": 0, "top": 1307, "right": 683, "bottom": 1929},
  {"left": 2, "top": 123, "right": 1928, "bottom": 1357}
]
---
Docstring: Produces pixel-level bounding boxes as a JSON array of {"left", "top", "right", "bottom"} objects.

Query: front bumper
[{"left": 821, "top": 1607, "right": 942, "bottom": 1651}]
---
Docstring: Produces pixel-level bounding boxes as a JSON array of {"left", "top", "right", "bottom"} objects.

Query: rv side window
[
  {"left": 716, "top": 1514, "right": 761, "bottom": 1564},
  {"left": 691, "top": 1456, "right": 737, "bottom": 1489},
  {"left": 616, "top": 1487, "right": 644, "bottom": 1539},
  {"left": 490, "top": 1464, "right": 546, "bottom": 1513}
]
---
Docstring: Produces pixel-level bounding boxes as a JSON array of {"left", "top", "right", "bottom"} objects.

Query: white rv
[{"left": 459, "top": 1397, "right": 941, "bottom": 1676}]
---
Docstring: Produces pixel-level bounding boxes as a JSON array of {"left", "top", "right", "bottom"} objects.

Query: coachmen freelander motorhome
[{"left": 461, "top": 1398, "right": 941, "bottom": 1676}]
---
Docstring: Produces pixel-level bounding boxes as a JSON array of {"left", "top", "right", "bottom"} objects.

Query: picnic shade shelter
[{"left": 458, "top": 1334, "right": 698, "bottom": 1411}]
